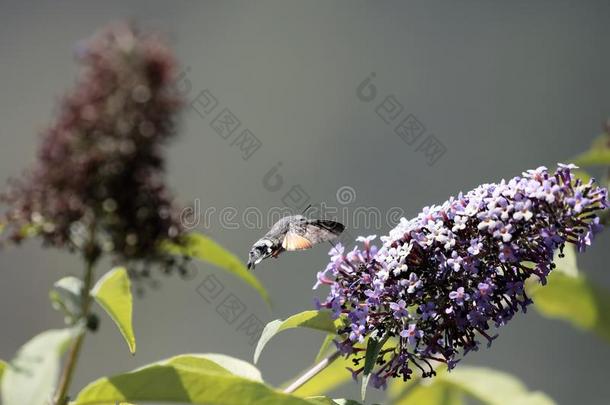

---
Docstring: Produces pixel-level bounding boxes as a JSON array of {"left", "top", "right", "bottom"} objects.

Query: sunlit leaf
[
  {"left": 49, "top": 276, "right": 83, "bottom": 323},
  {"left": 315, "top": 334, "right": 337, "bottom": 363},
  {"left": 387, "top": 371, "right": 422, "bottom": 400},
  {"left": 392, "top": 381, "right": 463, "bottom": 405},
  {"left": 289, "top": 354, "right": 354, "bottom": 398},
  {"left": 590, "top": 284, "right": 610, "bottom": 342},
  {"left": 439, "top": 367, "right": 555, "bottom": 405},
  {"left": 1, "top": 327, "right": 79, "bottom": 405},
  {"left": 331, "top": 400, "right": 367, "bottom": 405},
  {"left": 530, "top": 272, "right": 610, "bottom": 343},
  {"left": 572, "top": 169, "right": 592, "bottom": 184},
  {"left": 528, "top": 244, "right": 609, "bottom": 342},
  {"left": 289, "top": 338, "right": 396, "bottom": 398},
  {"left": 73, "top": 354, "right": 322, "bottom": 405},
  {"left": 553, "top": 244, "right": 578, "bottom": 277},
  {"left": 18, "top": 223, "right": 41, "bottom": 238},
  {"left": 162, "top": 232, "right": 270, "bottom": 306},
  {"left": 91, "top": 267, "right": 136, "bottom": 354},
  {"left": 0, "top": 222, "right": 42, "bottom": 239},
  {"left": 304, "top": 397, "right": 335, "bottom": 405},
  {"left": 572, "top": 148, "right": 610, "bottom": 166},
  {"left": 361, "top": 334, "right": 388, "bottom": 401},
  {"left": 306, "top": 398, "right": 365, "bottom": 405},
  {"left": 196, "top": 353, "right": 263, "bottom": 382},
  {"left": 254, "top": 310, "right": 340, "bottom": 363},
  {"left": 390, "top": 366, "right": 554, "bottom": 405},
  {"left": 571, "top": 134, "right": 610, "bottom": 166},
  {"left": 0, "top": 359, "right": 6, "bottom": 382}
]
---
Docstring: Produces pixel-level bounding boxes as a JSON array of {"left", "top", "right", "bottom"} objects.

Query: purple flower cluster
[
  {"left": 314, "top": 165, "right": 607, "bottom": 388},
  {"left": 2, "top": 23, "right": 186, "bottom": 274}
]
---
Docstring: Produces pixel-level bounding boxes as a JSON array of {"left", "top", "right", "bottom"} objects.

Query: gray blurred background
[{"left": 1, "top": 1, "right": 609, "bottom": 404}]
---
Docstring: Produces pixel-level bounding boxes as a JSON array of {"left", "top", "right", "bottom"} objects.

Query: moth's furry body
[{"left": 247, "top": 215, "right": 344, "bottom": 270}]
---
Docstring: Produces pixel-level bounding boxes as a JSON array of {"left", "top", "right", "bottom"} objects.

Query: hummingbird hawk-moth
[{"left": 246, "top": 214, "right": 345, "bottom": 270}]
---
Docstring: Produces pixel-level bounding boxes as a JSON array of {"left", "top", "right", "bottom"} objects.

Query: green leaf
[
  {"left": 306, "top": 398, "right": 365, "bottom": 405},
  {"left": 573, "top": 148, "right": 610, "bottom": 166},
  {"left": 73, "top": 354, "right": 323, "bottom": 405},
  {"left": 305, "top": 397, "right": 340, "bottom": 405},
  {"left": 387, "top": 370, "right": 422, "bottom": 400},
  {"left": 553, "top": 244, "right": 578, "bottom": 277},
  {"left": 439, "top": 367, "right": 555, "bottom": 405},
  {"left": 196, "top": 353, "right": 263, "bottom": 382},
  {"left": 0, "top": 222, "right": 42, "bottom": 239},
  {"left": 571, "top": 133, "right": 610, "bottom": 166},
  {"left": 91, "top": 267, "right": 136, "bottom": 354},
  {"left": 360, "top": 376, "right": 370, "bottom": 400},
  {"left": 572, "top": 169, "right": 592, "bottom": 184},
  {"left": 572, "top": 144, "right": 610, "bottom": 166},
  {"left": 530, "top": 272, "right": 610, "bottom": 343},
  {"left": 254, "top": 310, "right": 339, "bottom": 364},
  {"left": 392, "top": 382, "right": 464, "bottom": 405},
  {"left": 361, "top": 334, "right": 388, "bottom": 401},
  {"left": 1, "top": 328, "right": 79, "bottom": 405},
  {"left": 391, "top": 366, "right": 554, "bottom": 405},
  {"left": 314, "top": 334, "right": 337, "bottom": 363},
  {"left": 18, "top": 223, "right": 42, "bottom": 238},
  {"left": 49, "top": 276, "right": 84, "bottom": 323},
  {"left": 304, "top": 397, "right": 336, "bottom": 405},
  {"left": 0, "top": 359, "right": 6, "bottom": 382},
  {"left": 288, "top": 338, "right": 396, "bottom": 398},
  {"left": 590, "top": 284, "right": 610, "bottom": 342},
  {"left": 162, "top": 232, "right": 271, "bottom": 306},
  {"left": 289, "top": 354, "right": 354, "bottom": 398}
]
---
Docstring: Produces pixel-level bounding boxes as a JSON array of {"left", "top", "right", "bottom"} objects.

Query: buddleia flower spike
[{"left": 314, "top": 164, "right": 607, "bottom": 388}]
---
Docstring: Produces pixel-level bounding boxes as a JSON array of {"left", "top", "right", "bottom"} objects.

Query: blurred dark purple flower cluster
[
  {"left": 314, "top": 165, "right": 607, "bottom": 388},
  {"left": 2, "top": 23, "right": 186, "bottom": 272}
]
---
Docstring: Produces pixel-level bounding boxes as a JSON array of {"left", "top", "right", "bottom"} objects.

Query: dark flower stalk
[
  {"left": 0, "top": 22, "right": 186, "bottom": 404},
  {"left": 314, "top": 164, "right": 607, "bottom": 389}
]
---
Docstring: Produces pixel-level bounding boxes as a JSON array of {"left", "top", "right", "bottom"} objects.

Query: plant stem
[
  {"left": 283, "top": 350, "right": 342, "bottom": 394},
  {"left": 53, "top": 250, "right": 97, "bottom": 404}
]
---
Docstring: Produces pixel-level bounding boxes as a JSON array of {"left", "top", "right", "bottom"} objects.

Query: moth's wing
[
  {"left": 282, "top": 219, "right": 345, "bottom": 251},
  {"left": 282, "top": 231, "right": 314, "bottom": 251},
  {"left": 311, "top": 220, "right": 345, "bottom": 236},
  {"left": 301, "top": 220, "right": 345, "bottom": 245}
]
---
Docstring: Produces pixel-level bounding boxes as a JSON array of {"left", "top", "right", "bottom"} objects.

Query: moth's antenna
[
  {"left": 301, "top": 204, "right": 313, "bottom": 215},
  {"left": 327, "top": 238, "right": 341, "bottom": 251}
]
